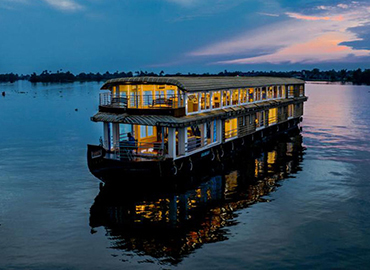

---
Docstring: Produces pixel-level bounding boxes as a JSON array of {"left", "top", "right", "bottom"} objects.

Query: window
[
  {"left": 206, "top": 92, "right": 211, "bottom": 110},
  {"left": 256, "top": 88, "right": 261, "bottom": 101},
  {"left": 299, "top": 85, "right": 304, "bottom": 96},
  {"left": 256, "top": 111, "right": 265, "bottom": 128},
  {"left": 249, "top": 88, "right": 254, "bottom": 102},
  {"left": 225, "top": 118, "right": 238, "bottom": 139},
  {"left": 288, "top": 86, "right": 294, "bottom": 98},
  {"left": 187, "top": 93, "right": 199, "bottom": 113},
  {"left": 268, "top": 108, "right": 278, "bottom": 125},
  {"left": 268, "top": 87, "right": 273, "bottom": 99},
  {"left": 262, "top": 87, "right": 267, "bottom": 100},
  {"left": 200, "top": 92, "right": 206, "bottom": 110},
  {"left": 281, "top": 85, "right": 286, "bottom": 98},
  {"left": 212, "top": 91, "right": 221, "bottom": 109},
  {"left": 143, "top": 91, "right": 152, "bottom": 106},
  {"left": 223, "top": 90, "right": 231, "bottom": 107},
  {"left": 139, "top": 125, "right": 154, "bottom": 139},
  {"left": 273, "top": 86, "right": 278, "bottom": 99},
  {"left": 187, "top": 124, "right": 203, "bottom": 152},
  {"left": 232, "top": 89, "right": 239, "bottom": 105},
  {"left": 288, "top": 104, "right": 294, "bottom": 118},
  {"left": 200, "top": 92, "right": 211, "bottom": 110},
  {"left": 241, "top": 89, "right": 248, "bottom": 103}
]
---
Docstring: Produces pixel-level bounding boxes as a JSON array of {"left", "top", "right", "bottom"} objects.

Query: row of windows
[{"left": 187, "top": 85, "right": 296, "bottom": 114}]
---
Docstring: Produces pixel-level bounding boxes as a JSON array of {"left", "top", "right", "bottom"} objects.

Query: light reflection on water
[
  {"left": 90, "top": 134, "right": 304, "bottom": 265},
  {"left": 1, "top": 81, "right": 370, "bottom": 269}
]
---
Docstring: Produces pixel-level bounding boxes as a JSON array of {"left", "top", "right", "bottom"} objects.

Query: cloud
[
  {"left": 258, "top": 12, "right": 279, "bottom": 17},
  {"left": 286, "top": 12, "right": 344, "bottom": 21},
  {"left": 165, "top": 0, "right": 199, "bottom": 7},
  {"left": 189, "top": 2, "right": 370, "bottom": 65},
  {"left": 42, "top": 0, "right": 83, "bottom": 12},
  {"left": 0, "top": 0, "right": 83, "bottom": 11}
]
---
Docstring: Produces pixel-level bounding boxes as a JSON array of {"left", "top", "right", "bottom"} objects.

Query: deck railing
[
  {"left": 225, "top": 128, "right": 238, "bottom": 140},
  {"left": 185, "top": 137, "right": 202, "bottom": 153},
  {"left": 118, "top": 141, "right": 166, "bottom": 160},
  {"left": 99, "top": 93, "right": 185, "bottom": 109},
  {"left": 99, "top": 92, "right": 111, "bottom": 106}
]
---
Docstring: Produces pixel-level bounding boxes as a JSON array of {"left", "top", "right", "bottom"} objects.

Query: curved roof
[{"left": 101, "top": 76, "right": 304, "bottom": 92}]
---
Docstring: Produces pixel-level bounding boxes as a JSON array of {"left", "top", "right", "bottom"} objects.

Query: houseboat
[{"left": 87, "top": 76, "right": 307, "bottom": 181}]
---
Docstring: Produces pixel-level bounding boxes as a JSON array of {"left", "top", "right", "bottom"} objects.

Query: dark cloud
[{"left": 341, "top": 24, "right": 370, "bottom": 50}]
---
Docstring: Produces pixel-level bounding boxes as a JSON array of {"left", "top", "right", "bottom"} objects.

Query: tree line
[{"left": 0, "top": 68, "right": 370, "bottom": 85}]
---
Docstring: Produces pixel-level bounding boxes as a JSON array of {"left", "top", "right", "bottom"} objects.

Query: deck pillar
[
  {"left": 112, "top": 123, "right": 119, "bottom": 149},
  {"left": 178, "top": 127, "right": 186, "bottom": 156},
  {"left": 103, "top": 122, "right": 111, "bottom": 150},
  {"left": 185, "top": 93, "right": 188, "bottom": 115},
  {"left": 168, "top": 128, "right": 177, "bottom": 158},
  {"left": 216, "top": 120, "right": 222, "bottom": 143}
]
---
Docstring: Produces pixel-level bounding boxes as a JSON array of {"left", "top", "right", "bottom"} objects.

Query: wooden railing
[
  {"left": 225, "top": 128, "right": 238, "bottom": 140},
  {"left": 118, "top": 141, "right": 166, "bottom": 160},
  {"left": 185, "top": 137, "right": 202, "bottom": 153}
]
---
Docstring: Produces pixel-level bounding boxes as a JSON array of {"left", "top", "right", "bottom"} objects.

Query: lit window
[
  {"left": 241, "top": 89, "right": 248, "bottom": 103},
  {"left": 248, "top": 88, "right": 254, "bottom": 102},
  {"left": 288, "top": 86, "right": 294, "bottom": 98},
  {"left": 268, "top": 108, "right": 278, "bottom": 125},
  {"left": 262, "top": 87, "right": 267, "bottom": 100},
  {"left": 223, "top": 90, "right": 231, "bottom": 107},
  {"left": 187, "top": 93, "right": 199, "bottom": 113},
  {"left": 288, "top": 104, "right": 294, "bottom": 118},
  {"left": 212, "top": 91, "right": 221, "bottom": 108},
  {"left": 256, "top": 111, "right": 265, "bottom": 128},
  {"left": 232, "top": 89, "right": 239, "bottom": 105},
  {"left": 225, "top": 118, "right": 238, "bottom": 139}
]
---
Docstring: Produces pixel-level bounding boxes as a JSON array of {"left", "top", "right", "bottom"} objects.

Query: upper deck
[{"left": 98, "top": 76, "right": 305, "bottom": 117}]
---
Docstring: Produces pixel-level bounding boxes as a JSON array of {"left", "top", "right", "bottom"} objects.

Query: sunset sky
[{"left": 0, "top": 0, "right": 370, "bottom": 73}]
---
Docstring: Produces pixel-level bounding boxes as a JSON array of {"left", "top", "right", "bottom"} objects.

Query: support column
[
  {"left": 178, "top": 127, "right": 186, "bottom": 156},
  {"left": 103, "top": 122, "right": 111, "bottom": 150},
  {"left": 216, "top": 120, "right": 223, "bottom": 143},
  {"left": 168, "top": 128, "right": 177, "bottom": 158},
  {"left": 112, "top": 123, "right": 119, "bottom": 149},
  {"left": 161, "top": 127, "right": 165, "bottom": 153},
  {"left": 198, "top": 93, "right": 201, "bottom": 112},
  {"left": 185, "top": 93, "right": 188, "bottom": 115},
  {"left": 220, "top": 91, "right": 223, "bottom": 108},
  {"left": 210, "top": 121, "right": 215, "bottom": 143},
  {"left": 203, "top": 123, "right": 207, "bottom": 146}
]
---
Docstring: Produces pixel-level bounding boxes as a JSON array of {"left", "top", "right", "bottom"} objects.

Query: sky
[{"left": 0, "top": 0, "right": 370, "bottom": 74}]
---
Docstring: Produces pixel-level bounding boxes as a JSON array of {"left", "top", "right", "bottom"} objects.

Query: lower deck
[{"left": 88, "top": 117, "right": 302, "bottom": 181}]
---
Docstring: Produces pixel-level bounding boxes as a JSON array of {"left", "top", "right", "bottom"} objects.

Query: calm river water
[{"left": 0, "top": 81, "right": 370, "bottom": 269}]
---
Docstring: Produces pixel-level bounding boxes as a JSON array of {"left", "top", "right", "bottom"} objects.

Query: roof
[
  {"left": 91, "top": 99, "right": 300, "bottom": 127},
  {"left": 101, "top": 76, "right": 305, "bottom": 92}
]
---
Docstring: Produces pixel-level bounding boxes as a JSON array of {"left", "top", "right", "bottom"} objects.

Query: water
[{"left": 1, "top": 81, "right": 370, "bottom": 269}]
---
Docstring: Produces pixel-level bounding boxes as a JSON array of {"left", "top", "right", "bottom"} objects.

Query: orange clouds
[
  {"left": 286, "top": 12, "right": 344, "bottom": 21},
  {"left": 190, "top": 2, "right": 370, "bottom": 65}
]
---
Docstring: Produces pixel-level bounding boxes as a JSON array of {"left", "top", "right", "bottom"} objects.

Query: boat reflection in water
[{"left": 89, "top": 131, "right": 305, "bottom": 265}]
